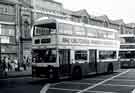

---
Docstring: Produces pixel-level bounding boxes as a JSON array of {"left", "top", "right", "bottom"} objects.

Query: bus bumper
[{"left": 32, "top": 66, "right": 59, "bottom": 78}]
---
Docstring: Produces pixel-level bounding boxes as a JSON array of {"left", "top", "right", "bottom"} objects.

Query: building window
[
  {"left": 0, "top": 36, "right": 9, "bottom": 43},
  {"left": 0, "top": 24, "right": 15, "bottom": 36},
  {"left": 74, "top": 26, "right": 85, "bottom": 35},
  {"left": 4, "top": 7, "right": 8, "bottom": 14}
]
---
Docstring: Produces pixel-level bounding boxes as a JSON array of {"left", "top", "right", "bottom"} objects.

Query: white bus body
[{"left": 32, "top": 18, "right": 120, "bottom": 79}]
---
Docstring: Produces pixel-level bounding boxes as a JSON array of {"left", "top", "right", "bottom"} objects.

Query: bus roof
[{"left": 35, "top": 18, "right": 118, "bottom": 33}]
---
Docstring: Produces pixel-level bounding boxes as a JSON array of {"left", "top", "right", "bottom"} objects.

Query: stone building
[
  {"left": 0, "top": 0, "right": 18, "bottom": 60},
  {"left": 0, "top": 0, "right": 68, "bottom": 63},
  {"left": 19, "top": 0, "right": 69, "bottom": 61},
  {"left": 1, "top": 0, "right": 135, "bottom": 64}
]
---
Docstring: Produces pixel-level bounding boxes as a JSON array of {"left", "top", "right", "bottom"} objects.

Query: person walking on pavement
[
  {"left": 14, "top": 58, "right": 18, "bottom": 71},
  {"left": 23, "top": 56, "right": 27, "bottom": 70},
  {"left": 5, "top": 57, "right": 9, "bottom": 72},
  {"left": 2, "top": 56, "right": 7, "bottom": 77},
  {"left": 8, "top": 57, "right": 12, "bottom": 71},
  {"left": 0, "top": 58, "right": 4, "bottom": 78}
]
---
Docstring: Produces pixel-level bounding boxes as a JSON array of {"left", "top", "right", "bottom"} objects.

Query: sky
[{"left": 55, "top": 0, "right": 135, "bottom": 23}]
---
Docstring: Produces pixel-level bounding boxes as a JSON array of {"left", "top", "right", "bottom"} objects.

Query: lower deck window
[
  {"left": 75, "top": 50, "right": 87, "bottom": 60},
  {"left": 119, "top": 51, "right": 135, "bottom": 58},
  {"left": 99, "top": 51, "right": 116, "bottom": 60}
]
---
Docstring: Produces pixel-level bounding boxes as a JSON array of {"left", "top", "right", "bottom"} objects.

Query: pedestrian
[
  {"left": 23, "top": 56, "right": 27, "bottom": 70},
  {"left": 2, "top": 56, "right": 7, "bottom": 77},
  {"left": 5, "top": 57, "right": 9, "bottom": 72},
  {"left": 8, "top": 57, "right": 12, "bottom": 71},
  {"left": 0, "top": 58, "right": 4, "bottom": 78},
  {"left": 14, "top": 58, "right": 18, "bottom": 71},
  {"left": 10, "top": 59, "right": 14, "bottom": 71}
]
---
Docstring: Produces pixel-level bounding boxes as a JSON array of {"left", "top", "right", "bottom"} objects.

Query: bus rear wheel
[{"left": 72, "top": 67, "right": 82, "bottom": 80}]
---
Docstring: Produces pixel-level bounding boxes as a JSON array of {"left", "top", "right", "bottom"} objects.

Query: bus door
[
  {"left": 89, "top": 49, "right": 97, "bottom": 73},
  {"left": 59, "top": 49, "right": 71, "bottom": 75}
]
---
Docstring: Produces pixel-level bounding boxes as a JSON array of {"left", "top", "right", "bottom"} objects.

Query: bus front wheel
[{"left": 72, "top": 67, "right": 82, "bottom": 80}]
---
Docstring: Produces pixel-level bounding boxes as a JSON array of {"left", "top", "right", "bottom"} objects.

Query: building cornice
[
  {"left": 0, "top": 0, "right": 20, "bottom": 5},
  {"left": 0, "top": 21, "right": 15, "bottom": 25}
]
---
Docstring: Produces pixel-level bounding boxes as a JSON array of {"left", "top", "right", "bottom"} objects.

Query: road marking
[
  {"left": 40, "top": 83, "right": 50, "bottom": 93},
  {"left": 85, "top": 78, "right": 107, "bottom": 81},
  {"left": 115, "top": 75, "right": 135, "bottom": 77},
  {"left": 108, "top": 79, "right": 135, "bottom": 82},
  {"left": 51, "top": 81, "right": 64, "bottom": 86},
  {"left": 103, "top": 84, "right": 135, "bottom": 87},
  {"left": 85, "top": 77, "right": 135, "bottom": 81},
  {"left": 48, "top": 87, "right": 118, "bottom": 93},
  {"left": 49, "top": 87, "right": 81, "bottom": 91},
  {"left": 131, "top": 69, "right": 135, "bottom": 93},
  {"left": 132, "top": 89, "right": 135, "bottom": 93},
  {"left": 61, "top": 81, "right": 91, "bottom": 85},
  {"left": 86, "top": 90, "right": 118, "bottom": 93},
  {"left": 77, "top": 69, "right": 130, "bottom": 93},
  {"left": 0, "top": 77, "right": 32, "bottom": 80}
]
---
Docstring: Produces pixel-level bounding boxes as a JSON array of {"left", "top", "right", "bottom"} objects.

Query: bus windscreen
[{"left": 32, "top": 49, "right": 56, "bottom": 63}]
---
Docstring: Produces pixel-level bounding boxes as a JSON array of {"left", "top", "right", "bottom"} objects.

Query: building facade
[
  {"left": 1, "top": 0, "right": 135, "bottom": 65},
  {"left": 0, "top": 0, "right": 18, "bottom": 60},
  {"left": 18, "top": 0, "right": 70, "bottom": 63}
]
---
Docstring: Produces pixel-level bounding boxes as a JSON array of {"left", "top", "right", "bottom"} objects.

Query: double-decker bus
[
  {"left": 31, "top": 18, "right": 120, "bottom": 79},
  {"left": 119, "top": 36, "right": 135, "bottom": 68},
  {"left": 119, "top": 50, "right": 135, "bottom": 68}
]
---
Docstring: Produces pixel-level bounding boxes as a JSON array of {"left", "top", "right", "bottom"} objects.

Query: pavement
[
  {"left": 7, "top": 70, "right": 32, "bottom": 78},
  {"left": 0, "top": 67, "right": 32, "bottom": 78}
]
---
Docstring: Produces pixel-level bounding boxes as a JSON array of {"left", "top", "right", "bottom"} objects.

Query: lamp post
[{"left": 16, "top": 4, "right": 23, "bottom": 71}]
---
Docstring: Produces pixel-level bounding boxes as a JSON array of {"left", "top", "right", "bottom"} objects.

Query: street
[
  {"left": 46, "top": 69, "right": 135, "bottom": 93},
  {"left": 1, "top": 69, "right": 135, "bottom": 93},
  {"left": 0, "top": 77, "right": 47, "bottom": 93}
]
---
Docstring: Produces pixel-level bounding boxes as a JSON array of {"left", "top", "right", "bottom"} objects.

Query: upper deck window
[
  {"left": 34, "top": 23, "right": 56, "bottom": 36},
  {"left": 59, "top": 23, "right": 72, "bottom": 34}
]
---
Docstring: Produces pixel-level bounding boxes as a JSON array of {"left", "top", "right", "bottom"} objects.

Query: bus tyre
[
  {"left": 107, "top": 63, "right": 114, "bottom": 73},
  {"left": 72, "top": 67, "right": 82, "bottom": 80}
]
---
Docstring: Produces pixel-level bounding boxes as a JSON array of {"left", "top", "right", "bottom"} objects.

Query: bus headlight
[{"left": 49, "top": 69, "right": 53, "bottom": 73}]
